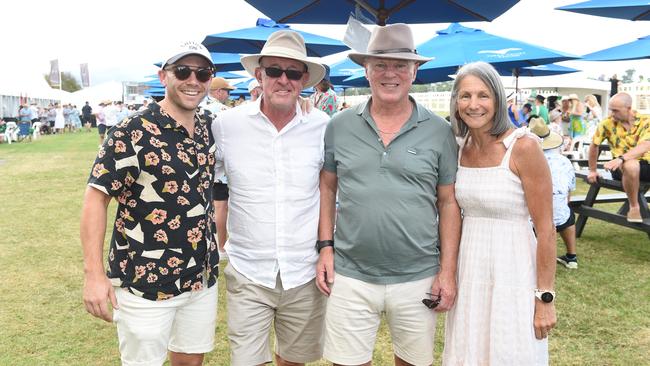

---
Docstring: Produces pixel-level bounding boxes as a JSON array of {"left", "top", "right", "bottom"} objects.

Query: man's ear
[{"left": 158, "top": 69, "right": 167, "bottom": 87}]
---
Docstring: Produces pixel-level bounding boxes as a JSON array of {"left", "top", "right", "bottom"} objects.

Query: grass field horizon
[{"left": 1, "top": 131, "right": 649, "bottom": 365}]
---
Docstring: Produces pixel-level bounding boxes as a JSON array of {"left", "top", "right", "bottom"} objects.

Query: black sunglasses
[
  {"left": 422, "top": 292, "right": 441, "bottom": 309},
  {"left": 166, "top": 65, "right": 213, "bottom": 83},
  {"left": 262, "top": 66, "right": 305, "bottom": 81}
]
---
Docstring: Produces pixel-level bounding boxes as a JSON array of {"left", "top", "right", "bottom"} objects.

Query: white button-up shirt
[{"left": 212, "top": 99, "right": 329, "bottom": 289}]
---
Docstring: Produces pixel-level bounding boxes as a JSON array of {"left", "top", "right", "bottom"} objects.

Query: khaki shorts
[
  {"left": 323, "top": 273, "right": 438, "bottom": 366},
  {"left": 224, "top": 263, "right": 326, "bottom": 366},
  {"left": 113, "top": 284, "right": 218, "bottom": 366}
]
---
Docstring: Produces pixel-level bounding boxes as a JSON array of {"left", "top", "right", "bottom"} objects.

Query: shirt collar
[
  {"left": 150, "top": 101, "right": 208, "bottom": 131},
  {"left": 247, "top": 96, "right": 309, "bottom": 124},
  {"left": 357, "top": 95, "right": 425, "bottom": 128}
]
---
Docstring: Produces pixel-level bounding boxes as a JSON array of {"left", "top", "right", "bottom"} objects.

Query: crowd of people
[
  {"left": 506, "top": 91, "right": 605, "bottom": 150},
  {"left": 72, "top": 24, "right": 648, "bottom": 366}
]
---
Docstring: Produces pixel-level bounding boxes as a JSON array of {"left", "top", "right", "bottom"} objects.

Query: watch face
[{"left": 541, "top": 292, "right": 554, "bottom": 303}]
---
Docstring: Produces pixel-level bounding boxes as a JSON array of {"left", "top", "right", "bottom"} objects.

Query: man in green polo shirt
[{"left": 315, "top": 23, "right": 461, "bottom": 366}]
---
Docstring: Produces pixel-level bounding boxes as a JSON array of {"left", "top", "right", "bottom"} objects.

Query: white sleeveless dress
[{"left": 443, "top": 128, "right": 548, "bottom": 365}]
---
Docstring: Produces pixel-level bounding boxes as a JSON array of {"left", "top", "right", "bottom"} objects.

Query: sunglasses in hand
[
  {"left": 166, "top": 65, "right": 214, "bottom": 83},
  {"left": 262, "top": 66, "right": 305, "bottom": 81},
  {"left": 422, "top": 292, "right": 441, "bottom": 309}
]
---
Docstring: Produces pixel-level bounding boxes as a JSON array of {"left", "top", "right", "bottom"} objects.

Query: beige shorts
[
  {"left": 113, "top": 284, "right": 218, "bottom": 366},
  {"left": 323, "top": 273, "right": 437, "bottom": 366},
  {"left": 224, "top": 263, "right": 326, "bottom": 366}
]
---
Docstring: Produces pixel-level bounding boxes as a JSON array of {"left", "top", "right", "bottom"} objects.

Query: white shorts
[
  {"left": 113, "top": 284, "right": 218, "bottom": 366},
  {"left": 323, "top": 273, "right": 437, "bottom": 366}
]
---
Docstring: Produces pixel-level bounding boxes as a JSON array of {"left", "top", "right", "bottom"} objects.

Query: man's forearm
[
  {"left": 588, "top": 144, "right": 599, "bottom": 172},
  {"left": 620, "top": 140, "right": 650, "bottom": 160},
  {"left": 437, "top": 201, "right": 461, "bottom": 274},
  {"left": 80, "top": 187, "right": 110, "bottom": 277},
  {"left": 213, "top": 199, "right": 228, "bottom": 248},
  {"left": 318, "top": 171, "right": 338, "bottom": 241}
]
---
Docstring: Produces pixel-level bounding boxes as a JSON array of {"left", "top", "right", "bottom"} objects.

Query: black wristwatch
[
  {"left": 618, "top": 155, "right": 626, "bottom": 162},
  {"left": 534, "top": 289, "right": 555, "bottom": 303},
  {"left": 315, "top": 240, "right": 334, "bottom": 253}
]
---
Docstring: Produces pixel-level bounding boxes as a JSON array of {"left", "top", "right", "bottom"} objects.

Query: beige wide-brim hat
[
  {"left": 529, "top": 117, "right": 563, "bottom": 150},
  {"left": 210, "top": 77, "right": 235, "bottom": 91},
  {"left": 240, "top": 30, "right": 326, "bottom": 89},
  {"left": 348, "top": 23, "right": 432, "bottom": 66}
]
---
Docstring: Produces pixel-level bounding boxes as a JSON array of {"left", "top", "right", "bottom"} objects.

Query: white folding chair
[{"left": 4, "top": 122, "right": 18, "bottom": 144}]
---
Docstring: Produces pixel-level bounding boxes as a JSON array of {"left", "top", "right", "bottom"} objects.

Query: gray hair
[{"left": 450, "top": 61, "right": 511, "bottom": 137}]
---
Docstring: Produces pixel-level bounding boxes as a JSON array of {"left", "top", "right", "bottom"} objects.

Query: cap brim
[
  {"left": 240, "top": 54, "right": 325, "bottom": 89},
  {"left": 164, "top": 52, "right": 215, "bottom": 70}
]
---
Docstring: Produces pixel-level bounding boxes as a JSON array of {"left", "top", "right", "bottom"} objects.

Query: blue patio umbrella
[
  {"left": 556, "top": 0, "right": 650, "bottom": 21},
  {"left": 244, "top": 0, "right": 520, "bottom": 26},
  {"left": 202, "top": 18, "right": 348, "bottom": 57},
  {"left": 417, "top": 24, "right": 578, "bottom": 75},
  {"left": 328, "top": 58, "right": 365, "bottom": 85},
  {"left": 516, "top": 64, "right": 580, "bottom": 77},
  {"left": 582, "top": 35, "right": 650, "bottom": 61}
]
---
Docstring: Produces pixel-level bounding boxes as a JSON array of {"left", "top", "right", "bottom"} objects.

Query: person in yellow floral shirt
[{"left": 587, "top": 92, "right": 650, "bottom": 223}]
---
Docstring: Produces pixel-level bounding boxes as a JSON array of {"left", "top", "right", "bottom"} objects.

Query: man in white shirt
[
  {"left": 102, "top": 100, "right": 119, "bottom": 132},
  {"left": 212, "top": 30, "right": 328, "bottom": 366}
]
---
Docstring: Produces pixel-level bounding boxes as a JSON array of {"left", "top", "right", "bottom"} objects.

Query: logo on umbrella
[{"left": 478, "top": 47, "right": 524, "bottom": 58}]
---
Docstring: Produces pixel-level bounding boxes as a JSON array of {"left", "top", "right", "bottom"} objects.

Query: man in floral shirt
[{"left": 81, "top": 41, "right": 218, "bottom": 366}]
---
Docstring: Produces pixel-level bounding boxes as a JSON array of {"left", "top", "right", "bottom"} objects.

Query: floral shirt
[
  {"left": 314, "top": 88, "right": 338, "bottom": 117},
  {"left": 592, "top": 114, "right": 650, "bottom": 162},
  {"left": 87, "top": 102, "right": 217, "bottom": 301}
]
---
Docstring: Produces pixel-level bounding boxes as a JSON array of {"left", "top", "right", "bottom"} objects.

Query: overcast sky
[{"left": 2, "top": 0, "right": 649, "bottom": 85}]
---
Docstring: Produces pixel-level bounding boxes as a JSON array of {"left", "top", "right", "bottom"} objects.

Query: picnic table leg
[{"left": 575, "top": 183, "right": 601, "bottom": 238}]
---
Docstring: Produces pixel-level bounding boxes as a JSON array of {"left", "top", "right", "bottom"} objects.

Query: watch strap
[{"left": 316, "top": 240, "right": 334, "bottom": 253}]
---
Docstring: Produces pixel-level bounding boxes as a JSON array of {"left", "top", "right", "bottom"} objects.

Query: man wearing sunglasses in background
[
  {"left": 211, "top": 30, "right": 329, "bottom": 366},
  {"left": 203, "top": 76, "right": 236, "bottom": 114},
  {"left": 81, "top": 40, "right": 219, "bottom": 366}
]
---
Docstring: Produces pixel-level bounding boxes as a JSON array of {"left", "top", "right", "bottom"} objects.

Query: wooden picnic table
[{"left": 571, "top": 171, "right": 650, "bottom": 239}]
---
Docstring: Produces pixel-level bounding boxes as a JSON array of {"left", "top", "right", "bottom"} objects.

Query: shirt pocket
[
  {"left": 401, "top": 146, "right": 437, "bottom": 179},
  {"left": 289, "top": 147, "right": 322, "bottom": 188}
]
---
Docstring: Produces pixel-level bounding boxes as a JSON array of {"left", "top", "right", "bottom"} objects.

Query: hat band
[
  {"left": 369, "top": 48, "right": 418, "bottom": 55},
  {"left": 539, "top": 130, "right": 551, "bottom": 138}
]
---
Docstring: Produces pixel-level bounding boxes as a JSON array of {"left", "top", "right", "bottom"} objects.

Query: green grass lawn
[{"left": 1, "top": 131, "right": 649, "bottom": 365}]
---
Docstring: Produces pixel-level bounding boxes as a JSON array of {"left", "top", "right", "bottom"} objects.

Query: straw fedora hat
[
  {"left": 348, "top": 23, "right": 432, "bottom": 66},
  {"left": 565, "top": 93, "right": 580, "bottom": 101},
  {"left": 240, "top": 30, "right": 326, "bottom": 89},
  {"left": 528, "top": 117, "right": 563, "bottom": 150}
]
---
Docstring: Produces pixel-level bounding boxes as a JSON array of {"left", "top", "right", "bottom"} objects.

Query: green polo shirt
[{"left": 323, "top": 97, "right": 458, "bottom": 284}]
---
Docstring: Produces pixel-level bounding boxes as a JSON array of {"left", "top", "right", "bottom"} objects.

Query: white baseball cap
[{"left": 163, "top": 40, "right": 214, "bottom": 69}]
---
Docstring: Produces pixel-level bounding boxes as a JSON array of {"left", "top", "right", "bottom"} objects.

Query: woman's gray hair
[{"left": 449, "top": 61, "right": 511, "bottom": 137}]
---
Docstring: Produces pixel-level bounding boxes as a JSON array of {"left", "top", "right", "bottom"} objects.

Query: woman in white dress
[
  {"left": 54, "top": 103, "right": 65, "bottom": 134},
  {"left": 442, "top": 61, "right": 557, "bottom": 365}
]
